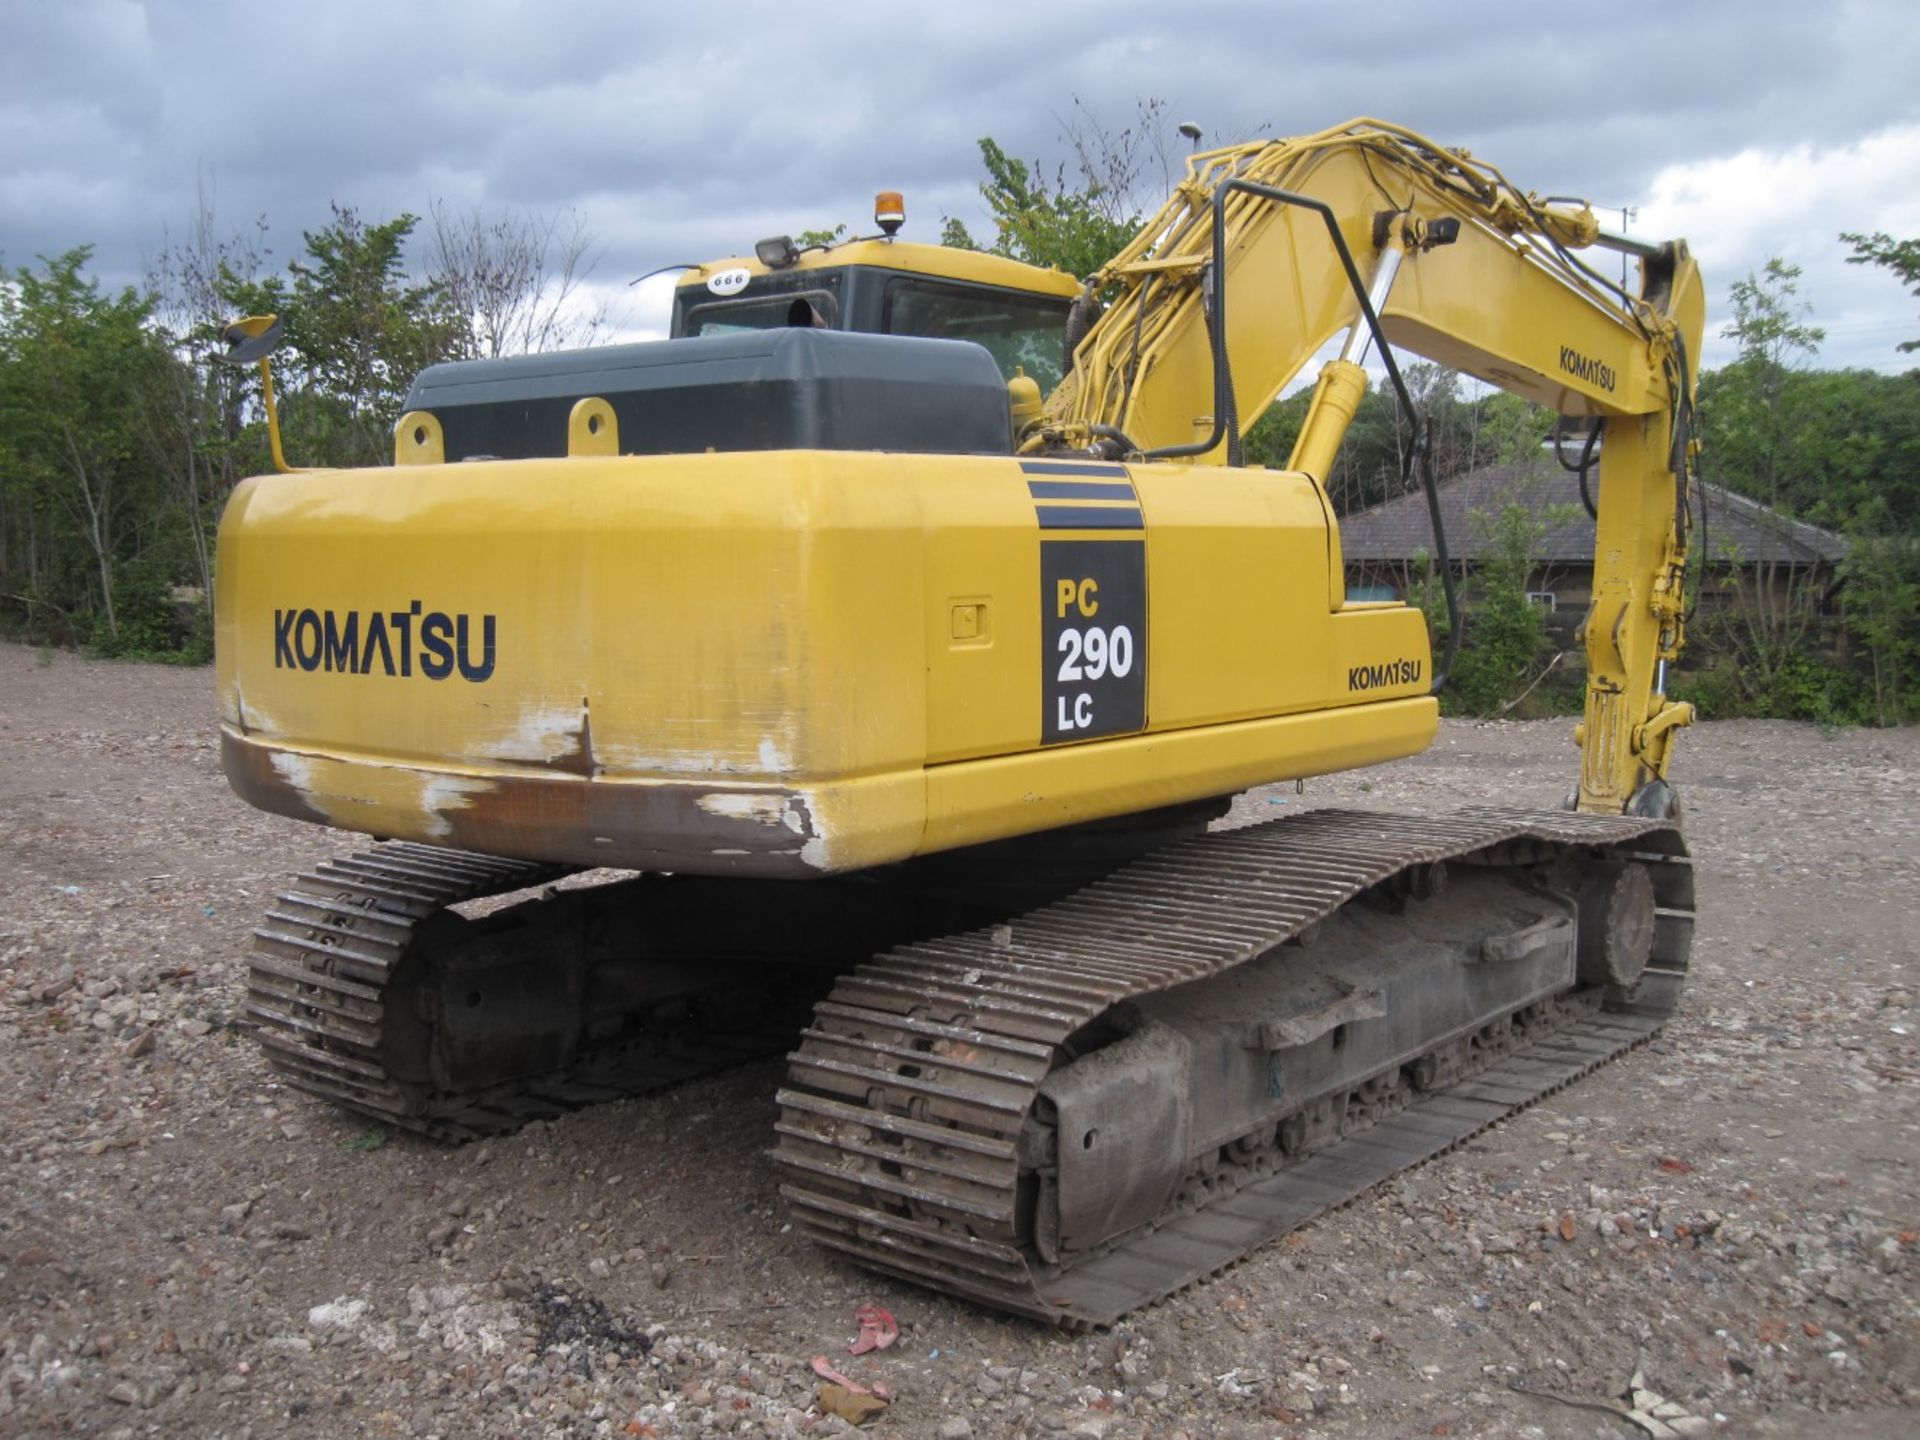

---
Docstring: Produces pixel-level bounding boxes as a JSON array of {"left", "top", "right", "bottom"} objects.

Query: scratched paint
[
  {"left": 416, "top": 773, "right": 493, "bottom": 839},
  {"left": 608, "top": 730, "right": 798, "bottom": 778},
  {"left": 789, "top": 793, "right": 834, "bottom": 870},
  {"left": 266, "top": 747, "right": 494, "bottom": 842},
  {"left": 230, "top": 682, "right": 283, "bottom": 737},
  {"left": 478, "top": 698, "right": 598, "bottom": 771},
  {"left": 695, "top": 793, "right": 792, "bottom": 826}
]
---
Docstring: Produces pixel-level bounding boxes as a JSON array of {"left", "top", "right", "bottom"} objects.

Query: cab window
[
  {"left": 683, "top": 288, "right": 840, "bottom": 335},
  {"left": 883, "top": 279, "right": 1071, "bottom": 390}
]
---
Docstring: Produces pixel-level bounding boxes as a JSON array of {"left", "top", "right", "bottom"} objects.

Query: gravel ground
[{"left": 1, "top": 640, "right": 1915, "bottom": 1440}]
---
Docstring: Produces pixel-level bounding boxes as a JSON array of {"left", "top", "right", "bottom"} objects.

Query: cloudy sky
[{"left": 4, "top": 0, "right": 1917, "bottom": 372}]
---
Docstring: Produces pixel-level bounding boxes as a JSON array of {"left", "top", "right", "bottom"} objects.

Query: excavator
[{"left": 214, "top": 119, "right": 1702, "bottom": 1326}]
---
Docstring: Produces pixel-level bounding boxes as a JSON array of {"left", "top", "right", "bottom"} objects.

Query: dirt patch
[{"left": 1, "top": 642, "right": 1914, "bottom": 1437}]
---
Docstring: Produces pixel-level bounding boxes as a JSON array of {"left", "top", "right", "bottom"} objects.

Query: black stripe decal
[
  {"left": 1035, "top": 505, "right": 1144, "bottom": 531},
  {"left": 1026, "top": 480, "right": 1137, "bottom": 500},
  {"left": 1019, "top": 460, "right": 1131, "bottom": 478}
]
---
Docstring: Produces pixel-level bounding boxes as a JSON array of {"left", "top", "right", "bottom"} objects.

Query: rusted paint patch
[
  {"left": 222, "top": 726, "right": 842, "bottom": 878},
  {"left": 416, "top": 773, "right": 494, "bottom": 839},
  {"left": 224, "top": 730, "right": 332, "bottom": 827}
]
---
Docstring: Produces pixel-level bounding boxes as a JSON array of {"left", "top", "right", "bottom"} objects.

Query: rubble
[{"left": 1, "top": 645, "right": 1915, "bottom": 1436}]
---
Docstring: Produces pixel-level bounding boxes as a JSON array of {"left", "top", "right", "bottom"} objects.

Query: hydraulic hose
[
  {"left": 1135, "top": 175, "right": 1459, "bottom": 690},
  {"left": 1407, "top": 416, "right": 1460, "bottom": 693}
]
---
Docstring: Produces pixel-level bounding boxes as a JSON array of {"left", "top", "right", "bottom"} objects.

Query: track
[
  {"left": 247, "top": 808, "right": 1690, "bottom": 1327},
  {"left": 246, "top": 845, "right": 831, "bottom": 1139},
  {"left": 772, "top": 807, "right": 1692, "bottom": 1326}
]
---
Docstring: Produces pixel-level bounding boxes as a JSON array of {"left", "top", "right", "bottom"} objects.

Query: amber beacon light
[{"left": 874, "top": 191, "right": 905, "bottom": 236}]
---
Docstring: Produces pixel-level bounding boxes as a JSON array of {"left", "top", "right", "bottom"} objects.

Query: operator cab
[
  {"left": 670, "top": 202, "right": 1082, "bottom": 391},
  {"left": 391, "top": 200, "right": 1084, "bottom": 466}
]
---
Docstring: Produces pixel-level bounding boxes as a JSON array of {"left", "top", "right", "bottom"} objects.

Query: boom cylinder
[{"left": 1338, "top": 244, "right": 1406, "bottom": 366}]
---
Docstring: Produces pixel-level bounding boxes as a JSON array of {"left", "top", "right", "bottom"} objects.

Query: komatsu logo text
[
  {"left": 272, "top": 604, "right": 495, "bottom": 681},
  {"left": 1347, "top": 657, "right": 1423, "bottom": 691},
  {"left": 1559, "top": 345, "right": 1616, "bottom": 393}
]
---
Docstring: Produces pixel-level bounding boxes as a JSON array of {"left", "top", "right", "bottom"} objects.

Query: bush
[
  {"left": 87, "top": 559, "right": 208, "bottom": 662},
  {"left": 1419, "top": 503, "right": 1548, "bottom": 717},
  {"left": 1767, "top": 652, "right": 1874, "bottom": 725},
  {"left": 1674, "top": 652, "right": 1872, "bottom": 725}
]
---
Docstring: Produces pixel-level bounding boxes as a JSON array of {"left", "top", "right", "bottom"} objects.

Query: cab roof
[{"left": 674, "top": 239, "right": 1082, "bottom": 300}]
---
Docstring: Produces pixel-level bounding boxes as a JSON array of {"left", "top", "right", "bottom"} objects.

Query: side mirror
[
  {"left": 217, "top": 314, "right": 286, "bottom": 366},
  {"left": 214, "top": 314, "right": 297, "bottom": 474}
]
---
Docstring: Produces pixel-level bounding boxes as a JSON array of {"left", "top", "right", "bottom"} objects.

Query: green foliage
[
  {"left": 1841, "top": 230, "right": 1920, "bottom": 353},
  {"left": 219, "top": 206, "right": 461, "bottom": 468},
  {"left": 1704, "top": 365, "right": 1920, "bottom": 536},
  {"left": 1242, "top": 367, "right": 1555, "bottom": 517},
  {"left": 0, "top": 211, "right": 475, "bottom": 656},
  {"left": 1697, "top": 260, "right": 1833, "bottom": 520},
  {"left": 1688, "top": 254, "right": 1920, "bottom": 724},
  {"left": 0, "top": 247, "right": 165, "bottom": 645},
  {"left": 1839, "top": 513, "right": 1920, "bottom": 725},
  {"left": 1243, "top": 386, "right": 1402, "bottom": 513},
  {"left": 1681, "top": 652, "right": 1872, "bottom": 726},
  {"left": 946, "top": 101, "right": 1183, "bottom": 279},
  {"left": 1433, "top": 503, "right": 1548, "bottom": 717},
  {"left": 1724, "top": 258, "right": 1826, "bottom": 367},
  {"left": 943, "top": 137, "right": 1141, "bottom": 279},
  {"left": 88, "top": 557, "right": 173, "bottom": 656}
]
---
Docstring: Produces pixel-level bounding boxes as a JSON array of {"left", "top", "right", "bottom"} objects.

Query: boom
[{"left": 1042, "top": 119, "right": 1703, "bottom": 815}]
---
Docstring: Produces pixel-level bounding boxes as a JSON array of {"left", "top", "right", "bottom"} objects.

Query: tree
[
  {"left": 941, "top": 137, "right": 1140, "bottom": 279},
  {"left": 427, "top": 202, "right": 606, "bottom": 360},
  {"left": 1840, "top": 499, "right": 1920, "bottom": 725},
  {"left": 1242, "top": 363, "right": 1553, "bottom": 518},
  {"left": 219, "top": 207, "right": 461, "bottom": 467},
  {"left": 1466, "top": 390, "right": 1554, "bottom": 471},
  {"left": 1698, "top": 257, "right": 1826, "bottom": 521},
  {"left": 1693, "top": 258, "right": 1843, "bottom": 713},
  {"left": 0, "top": 249, "right": 161, "bottom": 642},
  {"left": 942, "top": 100, "right": 1184, "bottom": 278},
  {"left": 1420, "top": 502, "right": 1549, "bottom": 718},
  {"left": 138, "top": 187, "right": 273, "bottom": 623},
  {"left": 1242, "top": 385, "right": 1403, "bottom": 513},
  {"left": 1841, "top": 230, "right": 1920, "bottom": 352}
]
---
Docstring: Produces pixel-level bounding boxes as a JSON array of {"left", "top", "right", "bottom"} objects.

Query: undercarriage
[{"left": 248, "top": 805, "right": 1690, "bottom": 1325}]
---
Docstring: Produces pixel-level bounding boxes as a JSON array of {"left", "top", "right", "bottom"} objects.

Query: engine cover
[{"left": 403, "top": 328, "right": 1016, "bottom": 461}]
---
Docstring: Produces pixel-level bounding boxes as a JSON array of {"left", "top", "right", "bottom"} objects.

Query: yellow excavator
[{"left": 215, "top": 119, "right": 1701, "bottom": 1325}]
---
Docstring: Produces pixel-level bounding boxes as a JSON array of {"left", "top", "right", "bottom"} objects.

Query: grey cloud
[{"left": 3, "top": 0, "right": 1916, "bottom": 368}]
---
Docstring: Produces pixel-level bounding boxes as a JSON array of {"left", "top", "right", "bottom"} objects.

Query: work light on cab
[{"left": 755, "top": 235, "right": 800, "bottom": 269}]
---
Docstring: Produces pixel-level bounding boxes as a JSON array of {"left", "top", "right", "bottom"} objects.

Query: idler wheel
[{"left": 1575, "top": 860, "right": 1655, "bottom": 988}]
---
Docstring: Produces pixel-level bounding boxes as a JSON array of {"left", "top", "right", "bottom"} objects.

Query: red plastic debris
[
  {"left": 847, "top": 1303, "right": 899, "bottom": 1356},
  {"left": 810, "top": 1355, "right": 867, "bottom": 1393}
]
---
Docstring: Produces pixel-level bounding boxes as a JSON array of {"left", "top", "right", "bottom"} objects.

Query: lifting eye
[{"left": 1083, "top": 1129, "right": 1098, "bottom": 1150}]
